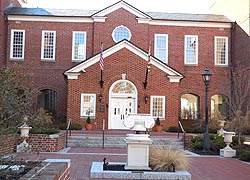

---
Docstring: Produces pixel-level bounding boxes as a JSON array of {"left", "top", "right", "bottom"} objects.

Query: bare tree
[{"left": 229, "top": 67, "right": 250, "bottom": 144}]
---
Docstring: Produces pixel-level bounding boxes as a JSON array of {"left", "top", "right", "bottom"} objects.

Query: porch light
[
  {"left": 144, "top": 95, "right": 149, "bottom": 104},
  {"left": 99, "top": 93, "right": 103, "bottom": 102}
]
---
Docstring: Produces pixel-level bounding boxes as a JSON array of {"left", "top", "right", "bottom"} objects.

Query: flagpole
[
  {"left": 99, "top": 42, "right": 104, "bottom": 88},
  {"left": 143, "top": 42, "right": 151, "bottom": 89},
  {"left": 100, "top": 70, "right": 104, "bottom": 88}
]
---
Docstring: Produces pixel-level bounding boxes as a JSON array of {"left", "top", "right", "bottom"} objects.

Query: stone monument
[{"left": 123, "top": 114, "right": 155, "bottom": 170}]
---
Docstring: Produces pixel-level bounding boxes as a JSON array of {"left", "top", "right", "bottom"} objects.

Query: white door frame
[{"left": 108, "top": 80, "right": 138, "bottom": 129}]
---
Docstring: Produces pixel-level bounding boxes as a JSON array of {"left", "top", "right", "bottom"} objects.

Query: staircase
[{"left": 66, "top": 131, "right": 184, "bottom": 150}]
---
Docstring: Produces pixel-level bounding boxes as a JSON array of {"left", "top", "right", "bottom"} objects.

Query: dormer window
[{"left": 112, "top": 25, "right": 131, "bottom": 43}]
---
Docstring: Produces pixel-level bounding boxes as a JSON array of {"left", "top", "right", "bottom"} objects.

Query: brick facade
[{"left": 2, "top": 1, "right": 238, "bottom": 130}]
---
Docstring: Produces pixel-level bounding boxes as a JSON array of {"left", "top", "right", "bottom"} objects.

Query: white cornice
[
  {"left": 145, "top": 19, "right": 232, "bottom": 28},
  {"left": 8, "top": 15, "right": 93, "bottom": 23},
  {"left": 64, "top": 40, "right": 183, "bottom": 82},
  {"left": 92, "top": 16, "right": 107, "bottom": 22},
  {"left": 92, "top": 1, "right": 150, "bottom": 19}
]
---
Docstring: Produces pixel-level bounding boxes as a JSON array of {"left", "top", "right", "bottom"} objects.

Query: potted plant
[
  {"left": 85, "top": 116, "right": 93, "bottom": 130},
  {"left": 154, "top": 117, "right": 163, "bottom": 132}
]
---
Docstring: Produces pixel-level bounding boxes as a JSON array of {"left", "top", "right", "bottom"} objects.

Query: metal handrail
[
  {"left": 178, "top": 120, "right": 186, "bottom": 150},
  {"left": 66, "top": 118, "right": 71, "bottom": 148}
]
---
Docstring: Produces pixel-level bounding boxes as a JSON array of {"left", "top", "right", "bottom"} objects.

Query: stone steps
[{"left": 67, "top": 135, "right": 184, "bottom": 149}]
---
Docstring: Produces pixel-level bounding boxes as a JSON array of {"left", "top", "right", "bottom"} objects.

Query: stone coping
[{"left": 90, "top": 162, "right": 191, "bottom": 180}]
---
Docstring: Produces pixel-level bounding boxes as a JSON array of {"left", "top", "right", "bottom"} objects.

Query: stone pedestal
[
  {"left": 16, "top": 140, "right": 31, "bottom": 153},
  {"left": 220, "top": 131, "right": 236, "bottom": 158},
  {"left": 220, "top": 147, "right": 236, "bottom": 157},
  {"left": 124, "top": 134, "right": 152, "bottom": 170}
]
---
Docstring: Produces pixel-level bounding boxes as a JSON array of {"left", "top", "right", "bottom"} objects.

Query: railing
[
  {"left": 178, "top": 120, "right": 186, "bottom": 150},
  {"left": 66, "top": 118, "right": 71, "bottom": 148}
]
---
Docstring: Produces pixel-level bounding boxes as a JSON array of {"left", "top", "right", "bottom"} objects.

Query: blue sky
[{"left": 26, "top": 0, "right": 210, "bottom": 14}]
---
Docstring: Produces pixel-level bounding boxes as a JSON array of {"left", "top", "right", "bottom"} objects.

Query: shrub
[
  {"left": 243, "top": 128, "right": 250, "bottom": 135},
  {"left": 155, "top": 117, "right": 161, "bottom": 126},
  {"left": 168, "top": 126, "right": 178, "bottom": 132},
  {"left": 30, "top": 127, "right": 59, "bottom": 134},
  {"left": 149, "top": 145, "right": 188, "bottom": 171},
  {"left": 191, "top": 136, "right": 203, "bottom": 151},
  {"left": 70, "top": 123, "right": 82, "bottom": 130},
  {"left": 210, "top": 135, "right": 225, "bottom": 152}
]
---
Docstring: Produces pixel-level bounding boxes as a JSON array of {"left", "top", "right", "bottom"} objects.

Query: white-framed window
[
  {"left": 184, "top": 35, "right": 198, "bottom": 65},
  {"left": 80, "top": 94, "right": 96, "bottom": 117},
  {"left": 215, "top": 36, "right": 228, "bottom": 65},
  {"left": 41, "top": 31, "right": 56, "bottom": 60},
  {"left": 154, "top": 34, "right": 168, "bottom": 63},
  {"left": 150, "top": 96, "right": 165, "bottom": 118},
  {"left": 112, "top": 25, "right": 131, "bottom": 43},
  {"left": 72, "top": 31, "right": 86, "bottom": 61},
  {"left": 10, "top": 29, "right": 25, "bottom": 60}
]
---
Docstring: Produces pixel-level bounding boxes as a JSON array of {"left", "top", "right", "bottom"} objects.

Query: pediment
[
  {"left": 91, "top": 0, "right": 151, "bottom": 20},
  {"left": 64, "top": 40, "right": 183, "bottom": 82}
]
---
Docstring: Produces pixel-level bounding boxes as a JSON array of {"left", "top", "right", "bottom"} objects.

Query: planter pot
[
  {"left": 154, "top": 125, "right": 163, "bottom": 132},
  {"left": 85, "top": 123, "right": 93, "bottom": 131}
]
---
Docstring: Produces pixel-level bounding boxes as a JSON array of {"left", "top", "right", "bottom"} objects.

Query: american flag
[{"left": 99, "top": 43, "right": 104, "bottom": 71}]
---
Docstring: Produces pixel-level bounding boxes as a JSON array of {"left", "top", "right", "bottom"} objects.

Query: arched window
[
  {"left": 37, "top": 89, "right": 57, "bottom": 114},
  {"left": 211, "top": 95, "right": 228, "bottom": 119},
  {"left": 181, "top": 94, "right": 199, "bottom": 120}
]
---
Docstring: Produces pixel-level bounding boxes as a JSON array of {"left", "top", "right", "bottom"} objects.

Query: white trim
[
  {"left": 154, "top": 34, "right": 168, "bottom": 64},
  {"left": 112, "top": 25, "right": 132, "bottom": 43},
  {"left": 7, "top": 15, "right": 231, "bottom": 29},
  {"left": 214, "top": 36, "right": 228, "bottom": 66},
  {"left": 108, "top": 80, "right": 138, "bottom": 129},
  {"left": 72, "top": 31, "right": 87, "bottom": 61},
  {"left": 64, "top": 40, "right": 183, "bottom": 82},
  {"left": 10, "top": 29, "right": 25, "bottom": 60},
  {"left": 150, "top": 95, "right": 166, "bottom": 119},
  {"left": 184, "top": 35, "right": 198, "bottom": 65},
  {"left": 41, "top": 30, "right": 56, "bottom": 61},
  {"left": 80, "top": 93, "right": 96, "bottom": 117},
  {"left": 146, "top": 20, "right": 232, "bottom": 28},
  {"left": 92, "top": 1, "right": 151, "bottom": 19},
  {"left": 8, "top": 15, "right": 94, "bottom": 23}
]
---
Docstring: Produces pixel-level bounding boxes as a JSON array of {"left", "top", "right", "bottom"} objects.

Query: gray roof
[{"left": 5, "top": 7, "right": 232, "bottom": 23}]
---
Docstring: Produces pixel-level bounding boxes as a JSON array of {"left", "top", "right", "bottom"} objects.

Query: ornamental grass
[{"left": 149, "top": 145, "right": 189, "bottom": 172}]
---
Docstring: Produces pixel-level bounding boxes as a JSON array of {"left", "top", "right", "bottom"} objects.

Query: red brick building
[{"left": 2, "top": 1, "right": 235, "bottom": 129}]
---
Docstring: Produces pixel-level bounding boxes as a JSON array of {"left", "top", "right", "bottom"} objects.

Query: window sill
[
  {"left": 214, "top": 64, "right": 228, "bottom": 67},
  {"left": 10, "top": 58, "right": 24, "bottom": 61},
  {"left": 184, "top": 63, "right": 198, "bottom": 66},
  {"left": 41, "top": 59, "right": 55, "bottom": 62}
]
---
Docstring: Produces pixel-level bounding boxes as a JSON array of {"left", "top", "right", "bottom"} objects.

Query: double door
[{"left": 110, "top": 97, "right": 135, "bottom": 129}]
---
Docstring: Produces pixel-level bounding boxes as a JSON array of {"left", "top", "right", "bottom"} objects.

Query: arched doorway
[
  {"left": 108, "top": 80, "right": 138, "bottom": 129},
  {"left": 37, "top": 89, "right": 57, "bottom": 115}
]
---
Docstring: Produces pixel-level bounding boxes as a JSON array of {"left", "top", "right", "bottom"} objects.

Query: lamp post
[{"left": 202, "top": 67, "right": 212, "bottom": 152}]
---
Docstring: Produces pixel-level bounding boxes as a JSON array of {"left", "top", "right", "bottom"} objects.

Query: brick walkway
[{"left": 16, "top": 147, "right": 250, "bottom": 180}]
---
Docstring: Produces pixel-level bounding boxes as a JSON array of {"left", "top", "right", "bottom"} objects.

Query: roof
[{"left": 5, "top": 7, "right": 232, "bottom": 23}]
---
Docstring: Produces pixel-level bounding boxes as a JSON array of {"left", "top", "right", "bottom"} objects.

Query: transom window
[
  {"left": 185, "top": 35, "right": 198, "bottom": 65},
  {"left": 150, "top": 96, "right": 165, "bottom": 118},
  {"left": 215, "top": 36, "right": 228, "bottom": 65},
  {"left": 41, "top": 31, "right": 56, "bottom": 60},
  {"left": 181, "top": 94, "right": 199, "bottom": 120},
  {"left": 112, "top": 81, "right": 136, "bottom": 94},
  {"left": 10, "top": 29, "right": 25, "bottom": 59},
  {"left": 154, "top": 34, "right": 168, "bottom": 63},
  {"left": 80, "top": 94, "right": 96, "bottom": 117},
  {"left": 72, "top": 31, "right": 86, "bottom": 61},
  {"left": 112, "top": 25, "right": 131, "bottom": 43}
]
